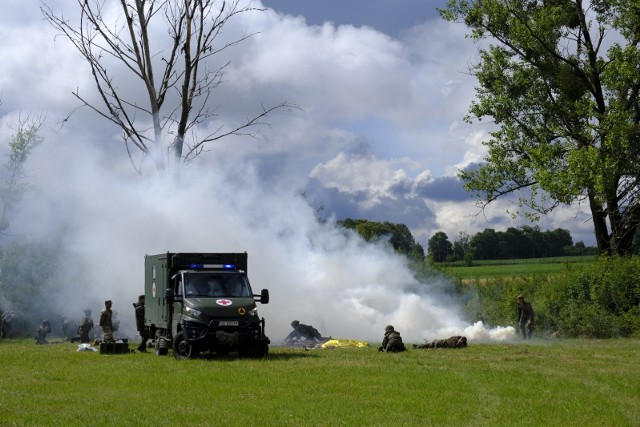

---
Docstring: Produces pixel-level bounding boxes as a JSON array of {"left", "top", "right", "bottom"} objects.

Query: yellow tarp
[{"left": 320, "top": 339, "right": 369, "bottom": 349}]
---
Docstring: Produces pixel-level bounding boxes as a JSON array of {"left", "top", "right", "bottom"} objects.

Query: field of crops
[
  {"left": 1, "top": 338, "right": 638, "bottom": 425},
  {"left": 442, "top": 256, "right": 595, "bottom": 282}
]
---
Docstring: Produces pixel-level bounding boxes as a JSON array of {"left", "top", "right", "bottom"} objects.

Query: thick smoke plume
[{"left": 2, "top": 130, "right": 516, "bottom": 343}]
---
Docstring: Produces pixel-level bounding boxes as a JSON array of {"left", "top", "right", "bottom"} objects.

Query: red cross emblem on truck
[{"left": 216, "top": 299, "right": 232, "bottom": 306}]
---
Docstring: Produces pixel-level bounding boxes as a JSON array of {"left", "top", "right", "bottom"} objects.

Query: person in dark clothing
[
  {"left": 1, "top": 311, "right": 18, "bottom": 338},
  {"left": 378, "top": 325, "right": 406, "bottom": 352},
  {"left": 61, "top": 316, "right": 80, "bottom": 342},
  {"left": 78, "top": 309, "right": 94, "bottom": 343},
  {"left": 35, "top": 320, "right": 51, "bottom": 344},
  {"left": 284, "top": 320, "right": 327, "bottom": 344},
  {"left": 134, "top": 295, "right": 149, "bottom": 352},
  {"left": 517, "top": 295, "right": 534, "bottom": 339}
]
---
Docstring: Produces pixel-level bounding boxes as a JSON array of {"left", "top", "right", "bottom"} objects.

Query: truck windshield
[{"left": 184, "top": 273, "right": 251, "bottom": 298}]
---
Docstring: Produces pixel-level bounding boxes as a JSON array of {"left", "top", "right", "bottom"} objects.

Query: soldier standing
[
  {"left": 134, "top": 295, "right": 149, "bottom": 352},
  {"left": 99, "top": 300, "right": 114, "bottom": 343},
  {"left": 516, "top": 295, "right": 534, "bottom": 339},
  {"left": 379, "top": 325, "right": 406, "bottom": 352},
  {"left": 78, "top": 309, "right": 94, "bottom": 343}
]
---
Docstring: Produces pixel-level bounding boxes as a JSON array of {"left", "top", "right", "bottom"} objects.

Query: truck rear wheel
[
  {"left": 173, "top": 331, "right": 197, "bottom": 359},
  {"left": 154, "top": 331, "right": 168, "bottom": 356}
]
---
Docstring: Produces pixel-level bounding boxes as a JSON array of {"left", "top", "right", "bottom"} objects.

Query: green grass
[
  {"left": 443, "top": 256, "right": 595, "bottom": 281},
  {"left": 1, "top": 338, "right": 639, "bottom": 426}
]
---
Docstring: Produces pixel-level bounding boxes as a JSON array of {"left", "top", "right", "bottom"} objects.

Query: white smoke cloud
[
  {"left": 4, "top": 125, "right": 517, "bottom": 344},
  {"left": 0, "top": 0, "right": 524, "bottom": 344}
]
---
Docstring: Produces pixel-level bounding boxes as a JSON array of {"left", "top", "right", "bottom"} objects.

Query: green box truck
[{"left": 144, "top": 252, "right": 270, "bottom": 359}]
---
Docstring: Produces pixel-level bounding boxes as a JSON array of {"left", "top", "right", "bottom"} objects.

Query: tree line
[
  {"left": 336, "top": 218, "right": 603, "bottom": 264},
  {"left": 337, "top": 219, "right": 425, "bottom": 261},
  {"left": 428, "top": 226, "right": 599, "bottom": 263}
]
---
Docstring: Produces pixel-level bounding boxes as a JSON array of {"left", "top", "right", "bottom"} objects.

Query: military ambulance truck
[{"left": 145, "top": 252, "right": 270, "bottom": 359}]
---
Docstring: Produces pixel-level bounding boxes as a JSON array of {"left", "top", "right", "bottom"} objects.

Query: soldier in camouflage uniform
[
  {"left": 413, "top": 336, "right": 467, "bottom": 349},
  {"left": 284, "top": 320, "right": 327, "bottom": 344},
  {"left": 35, "top": 320, "right": 51, "bottom": 344},
  {"left": 61, "top": 316, "right": 80, "bottom": 342},
  {"left": 134, "top": 295, "right": 149, "bottom": 352},
  {"left": 99, "top": 300, "right": 114, "bottom": 343},
  {"left": 78, "top": 309, "right": 94, "bottom": 343},
  {"left": 378, "top": 325, "right": 406, "bottom": 352}
]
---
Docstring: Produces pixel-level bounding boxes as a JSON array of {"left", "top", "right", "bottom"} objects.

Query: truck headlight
[
  {"left": 248, "top": 307, "right": 258, "bottom": 317},
  {"left": 185, "top": 307, "right": 202, "bottom": 318}
]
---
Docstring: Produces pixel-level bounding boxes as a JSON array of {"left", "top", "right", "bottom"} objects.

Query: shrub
[{"left": 455, "top": 256, "right": 640, "bottom": 338}]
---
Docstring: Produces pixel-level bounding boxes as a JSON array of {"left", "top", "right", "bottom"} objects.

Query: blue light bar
[{"left": 188, "top": 263, "right": 236, "bottom": 269}]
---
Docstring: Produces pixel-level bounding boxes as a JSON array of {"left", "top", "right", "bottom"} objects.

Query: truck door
[{"left": 171, "top": 274, "right": 184, "bottom": 336}]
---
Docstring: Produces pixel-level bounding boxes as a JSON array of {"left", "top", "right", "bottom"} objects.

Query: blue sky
[{"left": 0, "top": 0, "right": 596, "bottom": 248}]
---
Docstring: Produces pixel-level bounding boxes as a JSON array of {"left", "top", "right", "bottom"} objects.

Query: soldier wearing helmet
[
  {"left": 379, "top": 324, "right": 406, "bottom": 352},
  {"left": 78, "top": 308, "right": 94, "bottom": 343},
  {"left": 35, "top": 320, "right": 51, "bottom": 345},
  {"left": 99, "top": 300, "right": 114, "bottom": 343},
  {"left": 284, "top": 320, "right": 327, "bottom": 345}
]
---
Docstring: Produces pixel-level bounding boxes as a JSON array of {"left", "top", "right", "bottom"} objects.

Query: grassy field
[
  {"left": 442, "top": 256, "right": 595, "bottom": 282},
  {"left": 1, "top": 338, "right": 638, "bottom": 426}
]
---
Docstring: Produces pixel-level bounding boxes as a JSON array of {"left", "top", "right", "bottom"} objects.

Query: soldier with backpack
[{"left": 378, "top": 325, "right": 406, "bottom": 352}]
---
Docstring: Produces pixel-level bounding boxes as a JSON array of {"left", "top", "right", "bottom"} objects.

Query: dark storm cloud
[
  {"left": 261, "top": 0, "right": 447, "bottom": 37},
  {"left": 415, "top": 176, "right": 473, "bottom": 202},
  {"left": 305, "top": 177, "right": 436, "bottom": 229}
]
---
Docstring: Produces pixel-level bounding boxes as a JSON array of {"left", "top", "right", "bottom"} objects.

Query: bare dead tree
[{"left": 41, "top": 0, "right": 295, "bottom": 174}]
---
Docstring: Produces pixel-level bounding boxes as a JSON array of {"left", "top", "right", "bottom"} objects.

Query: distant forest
[
  {"left": 337, "top": 219, "right": 608, "bottom": 264},
  {"left": 427, "top": 226, "right": 602, "bottom": 263}
]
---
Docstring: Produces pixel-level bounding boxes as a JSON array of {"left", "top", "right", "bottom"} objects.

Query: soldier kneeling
[
  {"left": 378, "top": 325, "right": 406, "bottom": 352},
  {"left": 35, "top": 320, "right": 51, "bottom": 345}
]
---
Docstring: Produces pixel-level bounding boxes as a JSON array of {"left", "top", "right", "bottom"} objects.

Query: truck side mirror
[
  {"left": 260, "top": 289, "right": 269, "bottom": 304},
  {"left": 165, "top": 289, "right": 175, "bottom": 304}
]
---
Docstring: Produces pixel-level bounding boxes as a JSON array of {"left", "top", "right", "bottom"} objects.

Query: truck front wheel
[{"left": 173, "top": 331, "right": 197, "bottom": 360}]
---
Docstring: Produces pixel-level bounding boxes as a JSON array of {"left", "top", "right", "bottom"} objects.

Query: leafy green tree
[
  {"left": 440, "top": 0, "right": 640, "bottom": 255},
  {"left": 499, "top": 227, "right": 528, "bottom": 259},
  {"left": 545, "top": 228, "right": 573, "bottom": 257},
  {"left": 337, "top": 219, "right": 425, "bottom": 260},
  {"left": 0, "top": 237, "right": 61, "bottom": 315},
  {"left": 428, "top": 231, "right": 453, "bottom": 262},
  {"left": 470, "top": 228, "right": 500, "bottom": 260},
  {"left": 0, "top": 114, "right": 44, "bottom": 234},
  {"left": 452, "top": 231, "right": 472, "bottom": 261}
]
